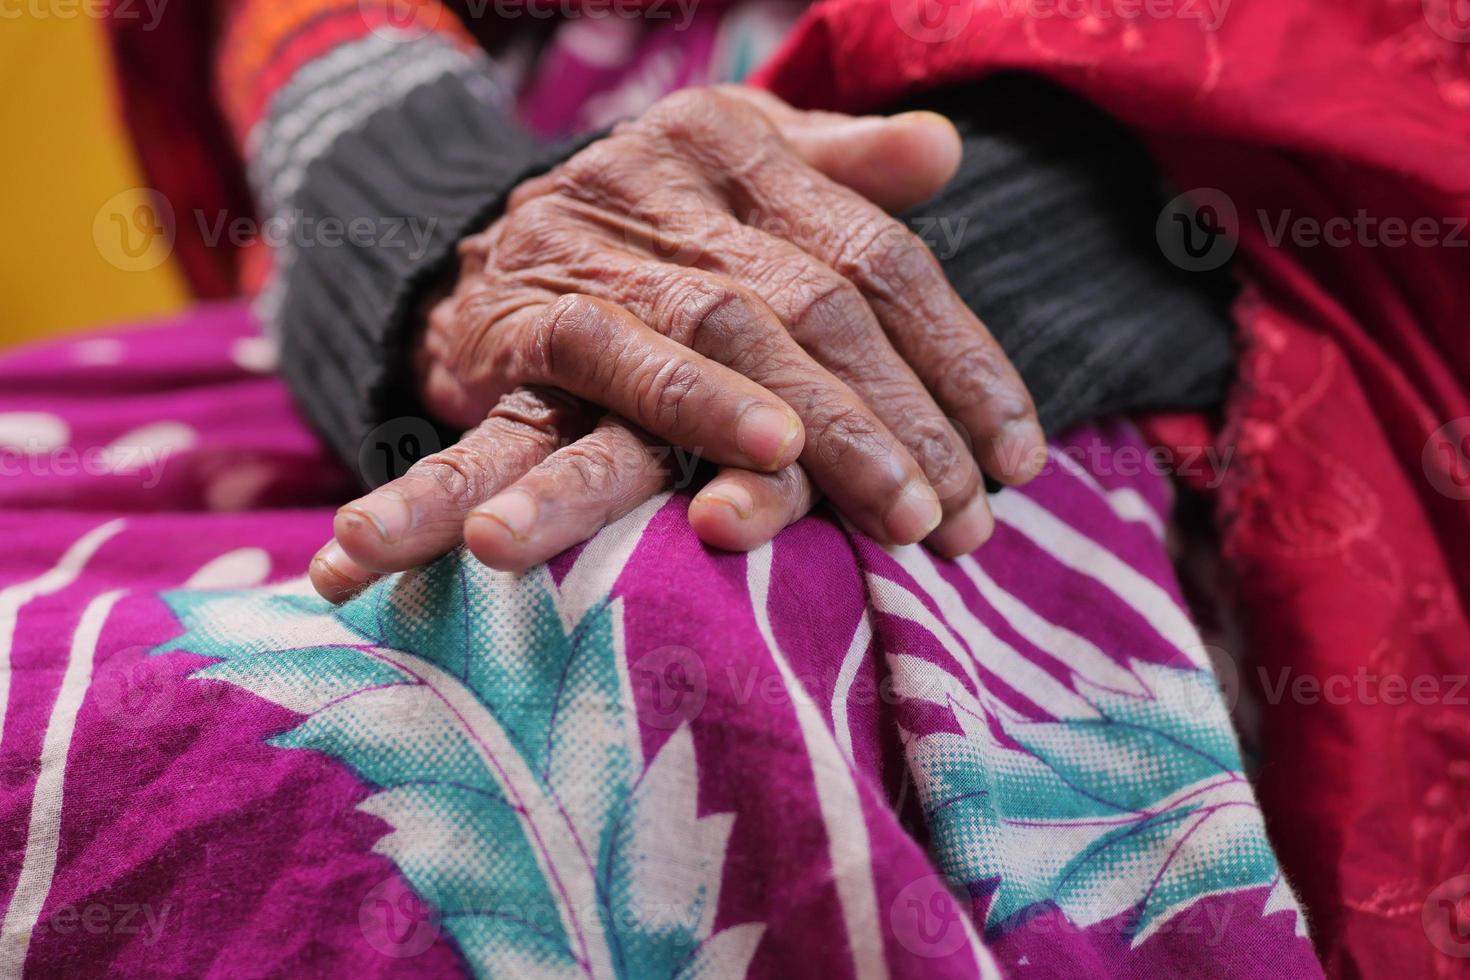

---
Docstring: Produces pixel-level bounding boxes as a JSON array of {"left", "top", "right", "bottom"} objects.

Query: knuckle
[
  {"left": 456, "top": 227, "right": 496, "bottom": 264},
  {"left": 557, "top": 137, "right": 636, "bottom": 195},
  {"left": 905, "top": 416, "right": 977, "bottom": 497},
  {"left": 409, "top": 445, "right": 491, "bottom": 510},
  {"left": 505, "top": 192, "right": 562, "bottom": 232},
  {"left": 486, "top": 387, "right": 589, "bottom": 446},
  {"left": 643, "top": 88, "right": 729, "bottom": 133},
  {"left": 784, "top": 269, "right": 874, "bottom": 350},
  {"left": 657, "top": 276, "right": 753, "bottom": 349},
  {"left": 426, "top": 289, "right": 464, "bottom": 348},
  {"left": 535, "top": 294, "right": 606, "bottom": 377},
  {"left": 640, "top": 357, "right": 704, "bottom": 433},
  {"left": 834, "top": 216, "right": 939, "bottom": 301},
  {"left": 909, "top": 414, "right": 967, "bottom": 469},
  {"left": 496, "top": 196, "right": 576, "bottom": 267},
  {"left": 445, "top": 286, "right": 502, "bottom": 371},
  {"left": 638, "top": 87, "right": 773, "bottom": 150},
  {"left": 935, "top": 342, "right": 1034, "bottom": 422},
  {"left": 554, "top": 439, "right": 622, "bottom": 495},
  {"left": 774, "top": 464, "right": 814, "bottom": 510},
  {"left": 500, "top": 201, "right": 625, "bottom": 278},
  {"left": 806, "top": 403, "right": 887, "bottom": 473}
]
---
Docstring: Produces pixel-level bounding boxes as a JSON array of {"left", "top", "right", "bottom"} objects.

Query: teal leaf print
[
  {"left": 894, "top": 651, "right": 1286, "bottom": 945},
  {"left": 156, "top": 555, "right": 761, "bottom": 979}
]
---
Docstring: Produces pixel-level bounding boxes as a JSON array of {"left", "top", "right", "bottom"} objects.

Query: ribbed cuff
[{"left": 274, "top": 71, "right": 594, "bottom": 480}]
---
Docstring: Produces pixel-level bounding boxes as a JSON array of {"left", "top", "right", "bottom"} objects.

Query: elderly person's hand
[{"left": 312, "top": 87, "right": 1044, "bottom": 599}]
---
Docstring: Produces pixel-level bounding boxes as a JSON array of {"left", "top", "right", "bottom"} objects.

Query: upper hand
[{"left": 312, "top": 87, "right": 1044, "bottom": 599}]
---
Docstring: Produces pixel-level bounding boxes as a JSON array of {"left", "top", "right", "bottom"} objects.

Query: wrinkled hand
[{"left": 313, "top": 87, "right": 1044, "bottom": 601}]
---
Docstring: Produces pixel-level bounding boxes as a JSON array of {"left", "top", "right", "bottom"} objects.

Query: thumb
[
  {"left": 782, "top": 111, "right": 963, "bottom": 213},
  {"left": 718, "top": 87, "right": 962, "bottom": 212}
]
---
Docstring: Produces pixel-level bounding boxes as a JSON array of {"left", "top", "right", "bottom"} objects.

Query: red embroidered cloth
[{"left": 753, "top": 2, "right": 1470, "bottom": 974}]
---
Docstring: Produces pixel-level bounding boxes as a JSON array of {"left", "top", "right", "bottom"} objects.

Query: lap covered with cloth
[{"left": 0, "top": 304, "right": 1311, "bottom": 977}]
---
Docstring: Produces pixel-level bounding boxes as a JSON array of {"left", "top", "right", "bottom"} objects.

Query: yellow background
[{"left": 0, "top": 12, "right": 187, "bottom": 346}]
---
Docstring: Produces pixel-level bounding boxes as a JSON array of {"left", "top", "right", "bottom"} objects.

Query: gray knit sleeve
[
  {"left": 272, "top": 70, "right": 590, "bottom": 477},
  {"left": 272, "top": 69, "right": 1234, "bottom": 484},
  {"left": 903, "top": 74, "right": 1235, "bottom": 439}
]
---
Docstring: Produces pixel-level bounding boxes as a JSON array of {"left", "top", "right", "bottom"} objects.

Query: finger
[
  {"left": 724, "top": 235, "right": 994, "bottom": 549},
  {"left": 555, "top": 109, "right": 1007, "bottom": 543},
  {"left": 561, "top": 259, "right": 945, "bottom": 545},
  {"left": 621, "top": 217, "right": 991, "bottom": 551},
  {"left": 523, "top": 106, "right": 1005, "bottom": 544},
  {"left": 715, "top": 147, "right": 1048, "bottom": 486},
  {"left": 715, "top": 87, "right": 962, "bottom": 213},
  {"left": 465, "top": 417, "right": 673, "bottom": 571},
  {"left": 689, "top": 464, "right": 817, "bottom": 552},
  {"left": 505, "top": 293, "right": 805, "bottom": 473},
  {"left": 334, "top": 387, "right": 595, "bottom": 573},
  {"left": 309, "top": 539, "right": 382, "bottom": 603}
]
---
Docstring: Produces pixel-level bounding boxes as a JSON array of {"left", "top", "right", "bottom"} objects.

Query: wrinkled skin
[{"left": 313, "top": 87, "right": 1045, "bottom": 601}]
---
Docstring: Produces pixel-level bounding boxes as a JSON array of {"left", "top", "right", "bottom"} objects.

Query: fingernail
[
  {"left": 894, "top": 110, "right": 955, "bottom": 130},
  {"left": 310, "top": 539, "right": 373, "bottom": 595},
  {"left": 736, "top": 404, "right": 801, "bottom": 469},
  {"left": 694, "top": 484, "right": 753, "bottom": 520},
  {"left": 884, "top": 478, "right": 944, "bottom": 544},
  {"left": 338, "top": 490, "right": 411, "bottom": 544},
  {"left": 474, "top": 490, "right": 538, "bottom": 542},
  {"left": 311, "top": 539, "right": 350, "bottom": 577},
  {"left": 929, "top": 493, "right": 995, "bottom": 558}
]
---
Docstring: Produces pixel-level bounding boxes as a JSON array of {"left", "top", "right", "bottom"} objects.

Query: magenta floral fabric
[{"left": 0, "top": 304, "right": 1322, "bottom": 977}]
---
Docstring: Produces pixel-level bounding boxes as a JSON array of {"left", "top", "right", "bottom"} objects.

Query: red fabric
[
  {"left": 103, "top": 1, "right": 254, "bottom": 298},
  {"left": 102, "top": 0, "right": 468, "bottom": 299},
  {"left": 755, "top": 2, "right": 1470, "bottom": 975}
]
